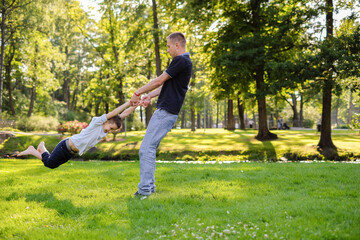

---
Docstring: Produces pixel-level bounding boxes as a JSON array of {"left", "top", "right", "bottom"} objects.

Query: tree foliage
[{"left": 0, "top": 0, "right": 358, "bottom": 157}]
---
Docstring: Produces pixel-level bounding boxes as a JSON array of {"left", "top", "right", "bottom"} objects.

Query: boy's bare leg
[
  {"left": 36, "top": 141, "right": 48, "bottom": 154},
  {"left": 17, "top": 146, "right": 42, "bottom": 160}
]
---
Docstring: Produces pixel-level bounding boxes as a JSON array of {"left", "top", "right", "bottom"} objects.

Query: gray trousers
[{"left": 137, "top": 109, "right": 178, "bottom": 195}]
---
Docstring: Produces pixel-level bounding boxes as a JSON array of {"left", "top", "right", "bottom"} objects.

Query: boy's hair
[
  {"left": 108, "top": 115, "right": 123, "bottom": 129},
  {"left": 167, "top": 32, "right": 186, "bottom": 48}
]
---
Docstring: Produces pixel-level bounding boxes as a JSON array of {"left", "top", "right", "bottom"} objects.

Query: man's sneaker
[{"left": 134, "top": 191, "right": 148, "bottom": 199}]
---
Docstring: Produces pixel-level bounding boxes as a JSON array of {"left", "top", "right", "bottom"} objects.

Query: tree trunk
[
  {"left": 291, "top": 93, "right": 299, "bottom": 127},
  {"left": 223, "top": 99, "right": 227, "bottom": 129},
  {"left": 140, "top": 105, "right": 143, "bottom": 123},
  {"left": 299, "top": 93, "right": 304, "bottom": 127},
  {"left": 145, "top": 104, "right": 153, "bottom": 126},
  {"left": 5, "top": 39, "right": 16, "bottom": 117},
  {"left": 318, "top": 76, "right": 337, "bottom": 157},
  {"left": 216, "top": 101, "right": 219, "bottom": 128},
  {"left": 28, "top": 43, "right": 39, "bottom": 118},
  {"left": 70, "top": 72, "right": 79, "bottom": 111},
  {"left": 227, "top": 99, "right": 235, "bottom": 130},
  {"left": 197, "top": 112, "right": 201, "bottom": 128},
  {"left": 237, "top": 97, "right": 245, "bottom": 130},
  {"left": 181, "top": 110, "right": 186, "bottom": 128},
  {"left": 105, "top": 102, "right": 109, "bottom": 114},
  {"left": 145, "top": 60, "right": 153, "bottom": 126},
  {"left": 27, "top": 85, "right": 36, "bottom": 117},
  {"left": 254, "top": 64, "right": 277, "bottom": 140},
  {"left": 6, "top": 76, "right": 15, "bottom": 117},
  {"left": 253, "top": 111, "right": 257, "bottom": 130},
  {"left": 191, "top": 108, "right": 195, "bottom": 131},
  {"left": 0, "top": 0, "right": 6, "bottom": 120},
  {"left": 95, "top": 98, "right": 100, "bottom": 116},
  {"left": 71, "top": 88, "right": 77, "bottom": 111},
  {"left": 335, "top": 97, "right": 340, "bottom": 126},
  {"left": 317, "top": 0, "right": 337, "bottom": 159},
  {"left": 189, "top": 71, "right": 196, "bottom": 131},
  {"left": 348, "top": 89, "right": 353, "bottom": 125},
  {"left": 63, "top": 46, "right": 70, "bottom": 110},
  {"left": 152, "top": 0, "right": 162, "bottom": 77},
  {"left": 251, "top": 0, "right": 277, "bottom": 140}
]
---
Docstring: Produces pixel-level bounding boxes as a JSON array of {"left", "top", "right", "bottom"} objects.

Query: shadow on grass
[
  {"left": 24, "top": 192, "right": 127, "bottom": 231},
  {"left": 26, "top": 192, "right": 83, "bottom": 217},
  {"left": 231, "top": 131, "right": 277, "bottom": 160}
]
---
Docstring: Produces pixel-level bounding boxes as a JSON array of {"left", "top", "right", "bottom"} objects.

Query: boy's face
[{"left": 103, "top": 121, "right": 119, "bottom": 133}]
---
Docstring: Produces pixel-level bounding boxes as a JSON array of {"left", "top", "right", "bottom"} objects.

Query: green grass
[
  {"left": 1, "top": 159, "right": 359, "bottom": 239},
  {"left": 1, "top": 129, "right": 360, "bottom": 161}
]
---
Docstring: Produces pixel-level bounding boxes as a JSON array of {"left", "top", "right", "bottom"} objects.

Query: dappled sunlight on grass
[
  {"left": 2, "top": 129, "right": 359, "bottom": 163},
  {"left": 154, "top": 164, "right": 270, "bottom": 201},
  {"left": 1, "top": 160, "right": 360, "bottom": 239}
]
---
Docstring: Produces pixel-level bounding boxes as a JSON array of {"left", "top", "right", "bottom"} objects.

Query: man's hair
[
  {"left": 167, "top": 32, "right": 186, "bottom": 48},
  {"left": 108, "top": 115, "right": 123, "bottom": 129}
]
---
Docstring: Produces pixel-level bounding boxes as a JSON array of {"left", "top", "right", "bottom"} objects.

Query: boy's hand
[
  {"left": 139, "top": 95, "right": 151, "bottom": 108},
  {"left": 130, "top": 92, "right": 141, "bottom": 106}
]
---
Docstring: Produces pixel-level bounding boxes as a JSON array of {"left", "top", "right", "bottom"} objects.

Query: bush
[
  {"left": 65, "top": 111, "right": 77, "bottom": 121},
  {"left": 57, "top": 120, "right": 88, "bottom": 134},
  {"left": 302, "top": 119, "right": 314, "bottom": 128},
  {"left": 16, "top": 115, "right": 60, "bottom": 132},
  {"left": 351, "top": 113, "right": 360, "bottom": 130},
  {"left": 337, "top": 124, "right": 351, "bottom": 129}
]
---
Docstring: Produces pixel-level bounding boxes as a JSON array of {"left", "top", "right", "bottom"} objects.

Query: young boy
[{"left": 17, "top": 102, "right": 136, "bottom": 169}]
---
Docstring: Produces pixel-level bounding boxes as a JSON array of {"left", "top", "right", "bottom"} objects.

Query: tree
[
  {"left": 316, "top": 0, "right": 338, "bottom": 158},
  {"left": 0, "top": 0, "right": 31, "bottom": 119},
  {"left": 314, "top": 0, "right": 360, "bottom": 158},
  {"left": 190, "top": 0, "right": 315, "bottom": 139}
]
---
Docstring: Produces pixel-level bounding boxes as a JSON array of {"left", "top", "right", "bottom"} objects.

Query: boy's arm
[
  {"left": 119, "top": 106, "right": 137, "bottom": 119},
  {"left": 106, "top": 102, "right": 130, "bottom": 120}
]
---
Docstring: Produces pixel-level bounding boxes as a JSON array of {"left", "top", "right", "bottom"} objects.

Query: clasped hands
[{"left": 130, "top": 93, "right": 151, "bottom": 108}]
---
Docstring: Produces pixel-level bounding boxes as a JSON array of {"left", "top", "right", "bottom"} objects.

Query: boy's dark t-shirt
[{"left": 157, "top": 53, "right": 192, "bottom": 115}]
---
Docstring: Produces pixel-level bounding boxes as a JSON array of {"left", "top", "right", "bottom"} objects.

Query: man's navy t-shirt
[{"left": 157, "top": 52, "right": 192, "bottom": 115}]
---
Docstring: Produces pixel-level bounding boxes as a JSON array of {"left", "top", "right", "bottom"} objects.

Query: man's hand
[
  {"left": 139, "top": 95, "right": 151, "bottom": 108},
  {"left": 130, "top": 92, "right": 141, "bottom": 106}
]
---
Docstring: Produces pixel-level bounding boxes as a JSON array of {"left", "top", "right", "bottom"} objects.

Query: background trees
[{"left": 0, "top": 0, "right": 359, "bottom": 158}]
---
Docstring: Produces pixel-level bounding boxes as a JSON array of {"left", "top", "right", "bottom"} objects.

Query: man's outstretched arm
[{"left": 130, "top": 72, "right": 170, "bottom": 106}]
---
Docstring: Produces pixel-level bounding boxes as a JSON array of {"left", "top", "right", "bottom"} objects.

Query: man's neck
[{"left": 175, "top": 49, "right": 186, "bottom": 57}]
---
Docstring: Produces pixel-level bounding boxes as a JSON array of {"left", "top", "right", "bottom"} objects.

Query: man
[{"left": 130, "top": 32, "right": 192, "bottom": 196}]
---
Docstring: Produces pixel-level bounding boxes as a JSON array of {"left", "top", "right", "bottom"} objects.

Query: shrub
[
  {"left": 16, "top": 115, "right": 60, "bottom": 132},
  {"left": 65, "top": 111, "right": 77, "bottom": 121},
  {"left": 351, "top": 113, "right": 360, "bottom": 130},
  {"left": 337, "top": 124, "right": 351, "bottom": 129},
  {"left": 302, "top": 119, "right": 314, "bottom": 128},
  {"left": 57, "top": 120, "right": 88, "bottom": 134}
]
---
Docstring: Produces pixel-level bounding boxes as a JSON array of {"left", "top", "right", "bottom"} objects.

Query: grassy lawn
[
  {"left": 1, "top": 159, "right": 359, "bottom": 239},
  {"left": 1, "top": 129, "right": 359, "bottom": 161}
]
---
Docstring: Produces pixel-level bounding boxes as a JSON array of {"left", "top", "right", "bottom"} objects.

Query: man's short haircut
[
  {"left": 167, "top": 32, "right": 186, "bottom": 48},
  {"left": 108, "top": 115, "right": 123, "bottom": 129}
]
